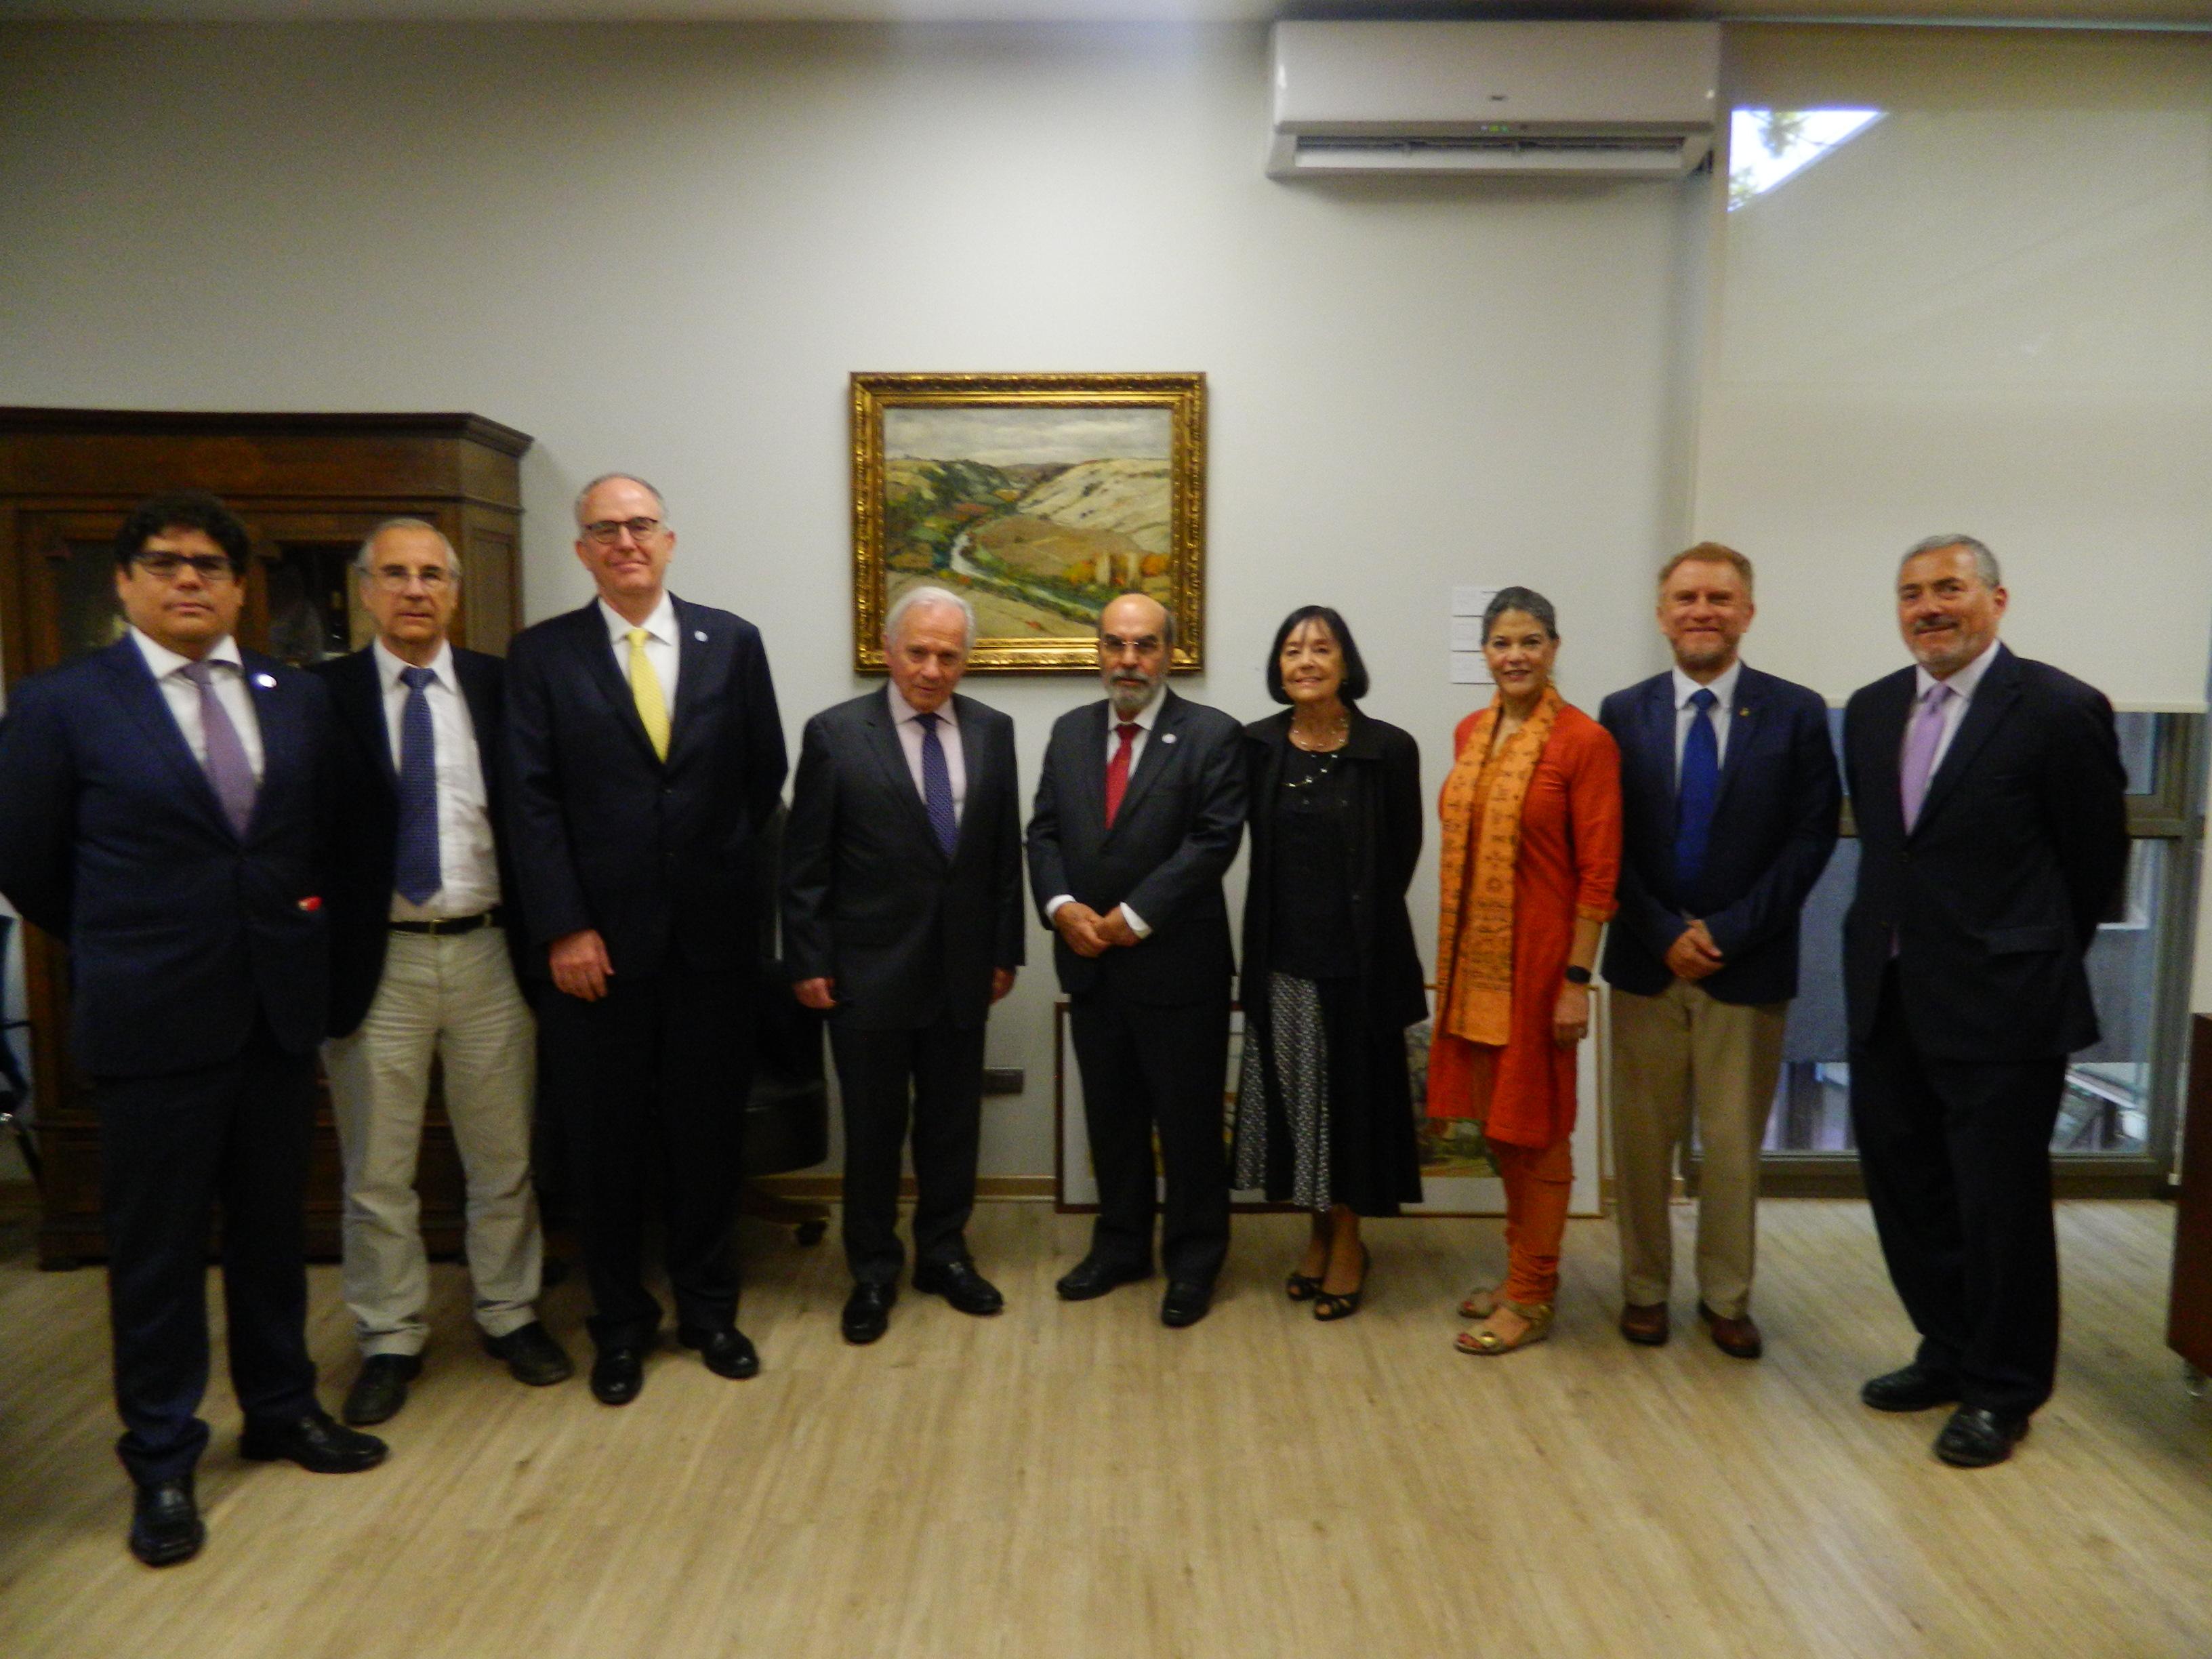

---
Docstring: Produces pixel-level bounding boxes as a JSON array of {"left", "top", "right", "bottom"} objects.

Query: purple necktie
[
  {"left": 1899, "top": 681, "right": 1954, "bottom": 834},
  {"left": 180, "top": 658, "right": 258, "bottom": 838}
]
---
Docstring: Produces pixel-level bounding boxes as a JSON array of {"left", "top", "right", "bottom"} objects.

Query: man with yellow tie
[{"left": 504, "top": 474, "right": 787, "bottom": 1404}]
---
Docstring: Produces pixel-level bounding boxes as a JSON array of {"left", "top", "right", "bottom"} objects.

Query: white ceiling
[{"left": 4, "top": 0, "right": 2209, "bottom": 28}]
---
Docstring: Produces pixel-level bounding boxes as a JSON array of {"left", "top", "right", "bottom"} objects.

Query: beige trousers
[
  {"left": 1609, "top": 978, "right": 1788, "bottom": 1320},
  {"left": 324, "top": 926, "right": 542, "bottom": 1357}
]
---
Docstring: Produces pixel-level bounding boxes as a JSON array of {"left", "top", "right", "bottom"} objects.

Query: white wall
[{"left": 0, "top": 22, "right": 1703, "bottom": 1177}]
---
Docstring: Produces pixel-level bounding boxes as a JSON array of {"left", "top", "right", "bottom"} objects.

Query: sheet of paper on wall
[
  {"left": 1449, "top": 615, "right": 1487, "bottom": 651},
  {"left": 1451, "top": 586, "right": 1499, "bottom": 617},
  {"left": 1450, "top": 652, "right": 1492, "bottom": 685}
]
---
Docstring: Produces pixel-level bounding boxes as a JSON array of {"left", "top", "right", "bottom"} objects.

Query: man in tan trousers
[{"left": 1597, "top": 546, "right": 1840, "bottom": 1357}]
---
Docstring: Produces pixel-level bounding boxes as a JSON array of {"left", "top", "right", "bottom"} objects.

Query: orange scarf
[{"left": 1435, "top": 685, "right": 1562, "bottom": 1047}]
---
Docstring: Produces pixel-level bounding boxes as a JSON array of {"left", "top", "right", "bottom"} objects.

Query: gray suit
[{"left": 782, "top": 688, "right": 1025, "bottom": 1282}]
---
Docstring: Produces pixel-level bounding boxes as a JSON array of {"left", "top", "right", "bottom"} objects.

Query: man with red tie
[{"left": 1025, "top": 592, "right": 1246, "bottom": 1328}]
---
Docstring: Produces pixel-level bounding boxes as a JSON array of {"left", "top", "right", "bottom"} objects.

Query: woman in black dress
[{"left": 1231, "top": 607, "right": 1427, "bottom": 1319}]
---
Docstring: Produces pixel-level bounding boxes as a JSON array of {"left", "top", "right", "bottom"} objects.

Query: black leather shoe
[
  {"left": 129, "top": 1477, "right": 203, "bottom": 1568},
  {"left": 1860, "top": 1362, "right": 1963, "bottom": 1414},
  {"left": 239, "top": 1410, "right": 388, "bottom": 1473},
  {"left": 914, "top": 1258, "right": 1005, "bottom": 1316},
  {"left": 1056, "top": 1256, "right": 1151, "bottom": 1301},
  {"left": 679, "top": 1325, "right": 761, "bottom": 1380},
  {"left": 1933, "top": 1406, "right": 2030, "bottom": 1468},
  {"left": 842, "top": 1282, "right": 897, "bottom": 1345},
  {"left": 483, "top": 1321, "right": 573, "bottom": 1387},
  {"left": 1160, "top": 1280, "right": 1214, "bottom": 1328},
  {"left": 590, "top": 1346, "right": 646, "bottom": 1406},
  {"left": 341, "top": 1353, "right": 422, "bottom": 1426}
]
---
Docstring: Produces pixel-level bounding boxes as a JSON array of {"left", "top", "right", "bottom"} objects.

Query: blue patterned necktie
[
  {"left": 1674, "top": 687, "right": 1720, "bottom": 901},
  {"left": 917, "top": 710, "right": 958, "bottom": 858},
  {"left": 394, "top": 665, "right": 441, "bottom": 904},
  {"left": 178, "top": 659, "right": 258, "bottom": 838}
]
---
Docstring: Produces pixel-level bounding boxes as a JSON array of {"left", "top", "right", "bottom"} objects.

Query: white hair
[
  {"left": 573, "top": 472, "right": 670, "bottom": 527},
  {"left": 1902, "top": 533, "right": 2001, "bottom": 589},
  {"left": 884, "top": 585, "right": 976, "bottom": 653},
  {"left": 354, "top": 516, "right": 459, "bottom": 578}
]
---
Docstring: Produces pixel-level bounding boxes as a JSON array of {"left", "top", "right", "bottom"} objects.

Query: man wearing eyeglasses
[
  {"left": 504, "top": 474, "right": 787, "bottom": 1404},
  {"left": 0, "top": 491, "right": 385, "bottom": 1569},
  {"left": 314, "top": 519, "right": 569, "bottom": 1429}
]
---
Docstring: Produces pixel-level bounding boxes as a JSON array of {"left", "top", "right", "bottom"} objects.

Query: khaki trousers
[
  {"left": 324, "top": 927, "right": 542, "bottom": 1357},
  {"left": 1609, "top": 979, "right": 1787, "bottom": 1319}
]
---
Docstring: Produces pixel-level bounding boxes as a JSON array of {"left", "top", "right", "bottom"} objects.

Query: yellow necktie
[{"left": 626, "top": 627, "right": 670, "bottom": 761}]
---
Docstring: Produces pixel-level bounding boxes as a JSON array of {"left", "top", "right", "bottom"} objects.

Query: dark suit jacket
[
  {"left": 781, "top": 688, "right": 1025, "bottom": 1032},
  {"left": 0, "top": 637, "right": 333, "bottom": 1075},
  {"left": 1025, "top": 687, "right": 1246, "bottom": 1004},
  {"left": 313, "top": 644, "right": 529, "bottom": 1038},
  {"left": 1841, "top": 643, "right": 2128, "bottom": 1061},
  {"left": 1239, "top": 708, "right": 1427, "bottom": 1035},
  {"left": 1599, "top": 664, "right": 1840, "bottom": 1005},
  {"left": 503, "top": 596, "right": 787, "bottom": 981}
]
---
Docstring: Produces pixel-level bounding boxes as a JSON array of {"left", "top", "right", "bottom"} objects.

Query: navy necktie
[
  {"left": 394, "top": 665, "right": 441, "bottom": 904},
  {"left": 1675, "top": 687, "right": 1720, "bottom": 902},
  {"left": 917, "top": 710, "right": 958, "bottom": 859}
]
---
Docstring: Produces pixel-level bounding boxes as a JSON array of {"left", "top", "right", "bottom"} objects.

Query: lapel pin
[
  {"left": 1161, "top": 732, "right": 1178, "bottom": 745},
  {"left": 254, "top": 672, "right": 277, "bottom": 689},
  {"left": 694, "top": 630, "right": 708, "bottom": 642}
]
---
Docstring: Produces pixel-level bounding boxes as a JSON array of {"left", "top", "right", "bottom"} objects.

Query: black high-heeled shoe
[
  {"left": 1313, "top": 1245, "right": 1370, "bottom": 1322},
  {"left": 1286, "top": 1268, "right": 1323, "bottom": 1301}
]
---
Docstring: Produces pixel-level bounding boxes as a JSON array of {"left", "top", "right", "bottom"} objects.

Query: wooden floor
[{"left": 1, "top": 1199, "right": 2207, "bottom": 1659}]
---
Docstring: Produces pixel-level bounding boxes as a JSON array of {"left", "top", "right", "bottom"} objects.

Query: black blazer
[
  {"left": 780, "top": 689, "right": 1025, "bottom": 1032},
  {"left": 1238, "top": 708, "right": 1427, "bottom": 1036},
  {"left": 1025, "top": 688, "right": 1246, "bottom": 1004},
  {"left": 1599, "top": 665, "right": 1840, "bottom": 1006},
  {"left": 0, "top": 638, "right": 333, "bottom": 1074},
  {"left": 503, "top": 596, "right": 787, "bottom": 981},
  {"left": 313, "top": 644, "right": 529, "bottom": 1038},
  {"left": 1841, "top": 644, "right": 2128, "bottom": 1061}
]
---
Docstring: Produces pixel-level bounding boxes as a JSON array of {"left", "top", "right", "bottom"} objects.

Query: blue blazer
[
  {"left": 502, "top": 596, "right": 787, "bottom": 981},
  {"left": 0, "top": 637, "right": 334, "bottom": 1076},
  {"left": 1599, "top": 663, "right": 1840, "bottom": 1006}
]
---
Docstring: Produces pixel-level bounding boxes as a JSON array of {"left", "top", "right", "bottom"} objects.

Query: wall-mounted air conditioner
[{"left": 1269, "top": 21, "right": 1721, "bottom": 182}]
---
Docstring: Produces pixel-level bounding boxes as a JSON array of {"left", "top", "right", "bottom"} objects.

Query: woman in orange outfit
[{"left": 1428, "top": 586, "right": 1621, "bottom": 1355}]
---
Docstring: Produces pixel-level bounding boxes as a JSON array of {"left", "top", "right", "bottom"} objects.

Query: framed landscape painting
[{"left": 851, "top": 372, "right": 1206, "bottom": 672}]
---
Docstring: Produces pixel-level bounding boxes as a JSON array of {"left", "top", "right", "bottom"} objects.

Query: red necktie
[{"left": 1104, "top": 722, "right": 1139, "bottom": 827}]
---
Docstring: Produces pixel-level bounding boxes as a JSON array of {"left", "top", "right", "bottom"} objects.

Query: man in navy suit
[
  {"left": 783, "top": 586, "right": 1025, "bottom": 1345},
  {"left": 316, "top": 519, "right": 570, "bottom": 1429},
  {"left": 0, "top": 491, "right": 385, "bottom": 1569},
  {"left": 1027, "top": 593, "right": 1246, "bottom": 1328},
  {"left": 1600, "top": 544, "right": 1839, "bottom": 1359},
  {"left": 504, "top": 474, "right": 787, "bottom": 1405},
  {"left": 1843, "top": 535, "right": 2126, "bottom": 1467}
]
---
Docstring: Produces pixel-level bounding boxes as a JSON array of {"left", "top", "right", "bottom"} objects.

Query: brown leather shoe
[
  {"left": 1619, "top": 1303, "right": 1669, "bottom": 1346},
  {"left": 1699, "top": 1303, "right": 1763, "bottom": 1359}
]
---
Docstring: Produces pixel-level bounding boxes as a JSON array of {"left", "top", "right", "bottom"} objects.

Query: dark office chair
[{"left": 0, "top": 915, "right": 39, "bottom": 1185}]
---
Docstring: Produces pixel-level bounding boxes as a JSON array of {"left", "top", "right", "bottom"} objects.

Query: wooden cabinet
[{"left": 0, "top": 408, "right": 531, "bottom": 1268}]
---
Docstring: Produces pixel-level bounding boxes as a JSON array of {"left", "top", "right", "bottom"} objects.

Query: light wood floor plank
[{"left": 1, "top": 1199, "right": 2207, "bottom": 1658}]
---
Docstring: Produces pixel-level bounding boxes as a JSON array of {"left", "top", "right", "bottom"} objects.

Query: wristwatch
[{"left": 1563, "top": 966, "right": 1593, "bottom": 986}]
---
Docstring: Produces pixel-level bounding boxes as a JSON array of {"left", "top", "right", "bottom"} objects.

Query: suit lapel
[
  {"left": 335, "top": 650, "right": 397, "bottom": 787},
  {"left": 1912, "top": 646, "right": 2020, "bottom": 838},
  {"left": 99, "top": 639, "right": 232, "bottom": 834},
  {"left": 1859, "top": 669, "right": 1916, "bottom": 843},
  {"left": 861, "top": 691, "right": 946, "bottom": 861},
  {"left": 1708, "top": 668, "right": 1766, "bottom": 818},
  {"left": 572, "top": 602, "right": 663, "bottom": 766},
  {"left": 1642, "top": 677, "right": 1679, "bottom": 804},
  {"left": 242, "top": 649, "right": 300, "bottom": 842},
  {"left": 665, "top": 598, "right": 715, "bottom": 769},
  {"left": 1107, "top": 689, "right": 1182, "bottom": 838},
  {"left": 1070, "top": 701, "right": 1111, "bottom": 838},
  {"left": 945, "top": 695, "right": 990, "bottom": 867}
]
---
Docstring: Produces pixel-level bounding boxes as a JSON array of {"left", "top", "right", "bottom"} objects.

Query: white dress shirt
[
  {"left": 1672, "top": 659, "right": 1744, "bottom": 779},
  {"left": 131, "top": 628, "right": 265, "bottom": 780},
  {"left": 600, "top": 593, "right": 681, "bottom": 710},
  {"left": 1909, "top": 636, "right": 2001, "bottom": 779},
  {"left": 374, "top": 638, "right": 502, "bottom": 920},
  {"left": 888, "top": 684, "right": 966, "bottom": 825},
  {"left": 1046, "top": 684, "right": 1166, "bottom": 939}
]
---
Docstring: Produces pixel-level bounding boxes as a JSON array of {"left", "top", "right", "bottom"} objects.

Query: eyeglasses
[
  {"left": 133, "top": 553, "right": 238, "bottom": 583},
  {"left": 365, "top": 565, "right": 455, "bottom": 592},
  {"left": 581, "top": 517, "right": 665, "bottom": 545}
]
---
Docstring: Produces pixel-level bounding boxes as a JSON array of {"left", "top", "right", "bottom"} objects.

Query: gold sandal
[
  {"left": 1454, "top": 1298, "right": 1555, "bottom": 1355},
  {"left": 1458, "top": 1283, "right": 1502, "bottom": 1320}
]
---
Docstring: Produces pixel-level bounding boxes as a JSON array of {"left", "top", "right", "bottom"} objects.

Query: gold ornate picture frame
[{"left": 851, "top": 372, "right": 1206, "bottom": 672}]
